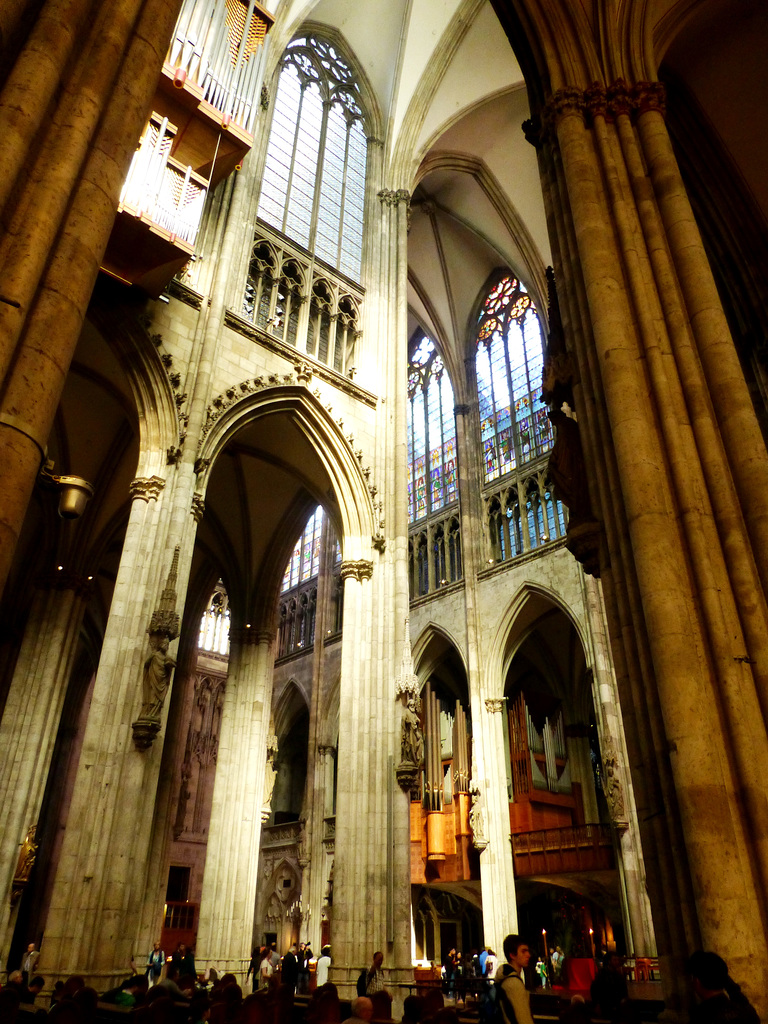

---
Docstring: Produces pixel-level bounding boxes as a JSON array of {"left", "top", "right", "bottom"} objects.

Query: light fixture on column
[{"left": 40, "top": 459, "right": 95, "bottom": 519}]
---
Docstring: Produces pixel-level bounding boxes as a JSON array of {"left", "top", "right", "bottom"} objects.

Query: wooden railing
[{"left": 511, "top": 823, "right": 614, "bottom": 877}]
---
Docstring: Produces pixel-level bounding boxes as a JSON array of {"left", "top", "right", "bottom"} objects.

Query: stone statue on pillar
[
  {"left": 469, "top": 756, "right": 488, "bottom": 851},
  {"left": 262, "top": 732, "right": 278, "bottom": 823},
  {"left": 602, "top": 745, "right": 628, "bottom": 830},
  {"left": 395, "top": 617, "right": 423, "bottom": 791},
  {"left": 132, "top": 548, "right": 181, "bottom": 750},
  {"left": 10, "top": 825, "right": 38, "bottom": 906}
]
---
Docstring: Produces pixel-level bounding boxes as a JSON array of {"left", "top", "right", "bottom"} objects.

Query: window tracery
[
  {"left": 408, "top": 334, "right": 458, "bottom": 523},
  {"left": 198, "top": 582, "right": 231, "bottom": 654},
  {"left": 475, "top": 275, "right": 552, "bottom": 482},
  {"left": 243, "top": 235, "right": 362, "bottom": 374},
  {"left": 257, "top": 35, "right": 367, "bottom": 282}
]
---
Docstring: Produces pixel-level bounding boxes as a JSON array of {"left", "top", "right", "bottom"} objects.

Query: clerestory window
[
  {"left": 407, "top": 334, "right": 458, "bottom": 524},
  {"left": 475, "top": 275, "right": 553, "bottom": 482},
  {"left": 257, "top": 35, "right": 367, "bottom": 281}
]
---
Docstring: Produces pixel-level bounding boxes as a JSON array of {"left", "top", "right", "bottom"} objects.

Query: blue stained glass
[
  {"left": 407, "top": 334, "right": 457, "bottom": 523},
  {"left": 476, "top": 275, "right": 547, "bottom": 482}
]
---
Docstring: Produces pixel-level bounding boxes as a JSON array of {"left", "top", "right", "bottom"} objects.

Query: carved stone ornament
[
  {"left": 129, "top": 476, "right": 166, "bottom": 503},
  {"left": 395, "top": 617, "right": 421, "bottom": 710},
  {"left": 132, "top": 549, "right": 180, "bottom": 750},
  {"left": 262, "top": 732, "right": 279, "bottom": 823},
  {"left": 469, "top": 761, "right": 488, "bottom": 851},
  {"left": 485, "top": 698, "right": 504, "bottom": 713},
  {"left": 339, "top": 559, "right": 373, "bottom": 582},
  {"left": 378, "top": 188, "right": 411, "bottom": 207},
  {"left": 602, "top": 745, "right": 629, "bottom": 831},
  {"left": 200, "top": 372, "right": 297, "bottom": 442},
  {"left": 190, "top": 493, "right": 205, "bottom": 522},
  {"left": 10, "top": 825, "right": 37, "bottom": 906}
]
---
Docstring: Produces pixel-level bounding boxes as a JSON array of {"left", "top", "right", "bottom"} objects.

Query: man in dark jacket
[{"left": 282, "top": 943, "right": 299, "bottom": 992}]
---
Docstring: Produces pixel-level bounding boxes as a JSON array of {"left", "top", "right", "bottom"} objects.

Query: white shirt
[{"left": 316, "top": 954, "right": 331, "bottom": 987}]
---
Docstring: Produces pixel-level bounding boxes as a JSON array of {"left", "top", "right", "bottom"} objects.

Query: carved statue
[
  {"left": 139, "top": 636, "right": 176, "bottom": 721},
  {"left": 10, "top": 826, "right": 38, "bottom": 905},
  {"left": 261, "top": 733, "right": 279, "bottom": 823},
  {"left": 401, "top": 696, "right": 423, "bottom": 766},
  {"left": 469, "top": 755, "right": 488, "bottom": 851},
  {"left": 603, "top": 751, "right": 626, "bottom": 822}
]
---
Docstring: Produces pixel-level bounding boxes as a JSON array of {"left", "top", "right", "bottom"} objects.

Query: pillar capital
[
  {"left": 129, "top": 476, "right": 165, "bottom": 502},
  {"left": 484, "top": 698, "right": 504, "bottom": 714},
  {"left": 339, "top": 559, "right": 373, "bottom": 582}
]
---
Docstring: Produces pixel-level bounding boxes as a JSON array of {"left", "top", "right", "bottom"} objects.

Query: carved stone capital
[
  {"left": 318, "top": 744, "right": 336, "bottom": 757},
  {"left": 378, "top": 188, "right": 411, "bottom": 207},
  {"left": 340, "top": 559, "right": 374, "bottom": 582},
  {"left": 545, "top": 86, "right": 586, "bottom": 126},
  {"left": 130, "top": 476, "right": 166, "bottom": 502},
  {"left": 454, "top": 403, "right": 471, "bottom": 416},
  {"left": 484, "top": 698, "right": 504, "bottom": 714},
  {"left": 190, "top": 493, "right": 205, "bottom": 522},
  {"left": 633, "top": 80, "right": 666, "bottom": 117}
]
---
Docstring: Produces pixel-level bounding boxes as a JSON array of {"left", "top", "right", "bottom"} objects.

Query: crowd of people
[{"left": 0, "top": 933, "right": 759, "bottom": 1024}]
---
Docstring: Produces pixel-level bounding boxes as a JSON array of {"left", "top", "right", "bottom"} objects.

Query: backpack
[
  {"left": 357, "top": 969, "right": 368, "bottom": 997},
  {"left": 493, "top": 964, "right": 520, "bottom": 1024}
]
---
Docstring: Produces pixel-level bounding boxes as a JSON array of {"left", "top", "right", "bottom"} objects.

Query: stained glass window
[
  {"left": 475, "top": 275, "right": 552, "bottom": 482},
  {"left": 408, "top": 335, "right": 458, "bottom": 524},
  {"left": 281, "top": 506, "right": 323, "bottom": 592},
  {"left": 257, "top": 36, "right": 367, "bottom": 281}
]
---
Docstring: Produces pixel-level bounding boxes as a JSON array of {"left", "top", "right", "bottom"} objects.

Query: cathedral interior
[{"left": 0, "top": 0, "right": 767, "bottom": 1016}]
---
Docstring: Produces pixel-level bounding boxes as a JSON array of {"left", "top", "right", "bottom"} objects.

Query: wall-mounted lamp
[{"left": 40, "top": 461, "right": 95, "bottom": 520}]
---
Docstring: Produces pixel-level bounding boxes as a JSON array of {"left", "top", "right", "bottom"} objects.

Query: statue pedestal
[
  {"left": 132, "top": 717, "right": 160, "bottom": 750},
  {"left": 395, "top": 760, "right": 419, "bottom": 793}
]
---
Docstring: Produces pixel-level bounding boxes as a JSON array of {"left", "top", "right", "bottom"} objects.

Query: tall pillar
[
  {"left": 326, "top": 180, "right": 413, "bottom": 1008},
  {"left": 40, "top": 475, "right": 198, "bottom": 986},
  {"left": 0, "top": 567, "right": 92, "bottom": 956},
  {"left": 0, "top": 0, "right": 184, "bottom": 595},
  {"left": 476, "top": 698, "right": 518, "bottom": 955},
  {"left": 582, "top": 573, "right": 655, "bottom": 957},
  {"left": 535, "top": 80, "right": 768, "bottom": 1009},
  {"left": 301, "top": 517, "right": 338, "bottom": 953},
  {"left": 196, "top": 628, "right": 275, "bottom": 970},
  {"left": 455, "top": 357, "right": 518, "bottom": 955}
]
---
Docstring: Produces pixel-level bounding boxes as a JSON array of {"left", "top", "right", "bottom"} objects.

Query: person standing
[
  {"left": 259, "top": 947, "right": 274, "bottom": 989},
  {"left": 496, "top": 935, "right": 535, "bottom": 1024},
  {"left": 20, "top": 943, "right": 39, "bottom": 984},
  {"left": 316, "top": 945, "right": 332, "bottom": 987},
  {"left": 146, "top": 941, "right": 165, "bottom": 986},
  {"left": 365, "top": 951, "right": 385, "bottom": 996},
  {"left": 282, "top": 943, "right": 299, "bottom": 993}
]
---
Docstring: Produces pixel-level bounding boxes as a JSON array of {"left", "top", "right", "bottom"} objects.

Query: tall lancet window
[
  {"left": 407, "top": 334, "right": 458, "bottom": 524},
  {"left": 475, "top": 275, "right": 552, "bottom": 482},
  {"left": 257, "top": 35, "right": 367, "bottom": 281}
]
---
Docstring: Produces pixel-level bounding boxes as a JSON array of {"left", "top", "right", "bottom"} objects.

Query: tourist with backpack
[{"left": 494, "top": 935, "right": 535, "bottom": 1024}]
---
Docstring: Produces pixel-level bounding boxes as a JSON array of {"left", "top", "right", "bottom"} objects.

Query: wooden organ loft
[
  {"left": 410, "top": 684, "right": 480, "bottom": 885},
  {"left": 508, "top": 690, "right": 614, "bottom": 878},
  {"left": 101, "top": 0, "right": 274, "bottom": 295}
]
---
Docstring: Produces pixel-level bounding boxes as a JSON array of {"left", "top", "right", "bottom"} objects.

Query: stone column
[
  {"left": 0, "top": 0, "right": 184, "bottom": 595},
  {"left": 538, "top": 80, "right": 768, "bottom": 1007},
  {"left": 39, "top": 475, "right": 198, "bottom": 986},
  {"left": 0, "top": 567, "right": 92, "bottom": 955},
  {"left": 582, "top": 573, "right": 655, "bottom": 957},
  {"left": 477, "top": 698, "right": 518, "bottom": 954},
  {"left": 196, "top": 628, "right": 275, "bottom": 970},
  {"left": 455, "top": 357, "right": 518, "bottom": 956},
  {"left": 301, "top": 517, "right": 337, "bottom": 953}
]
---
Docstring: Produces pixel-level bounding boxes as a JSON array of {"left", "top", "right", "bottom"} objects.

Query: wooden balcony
[{"left": 511, "top": 823, "right": 614, "bottom": 877}]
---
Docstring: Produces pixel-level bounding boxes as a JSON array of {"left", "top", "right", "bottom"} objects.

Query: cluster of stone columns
[{"left": 534, "top": 78, "right": 768, "bottom": 1010}]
